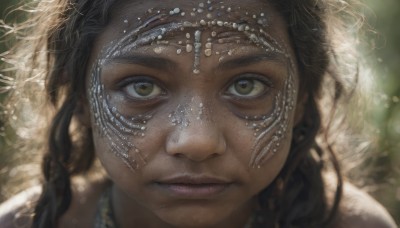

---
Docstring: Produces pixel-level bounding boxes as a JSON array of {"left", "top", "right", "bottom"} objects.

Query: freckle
[
  {"left": 186, "top": 44, "right": 193, "bottom": 52},
  {"left": 205, "top": 49, "right": 212, "bottom": 56}
]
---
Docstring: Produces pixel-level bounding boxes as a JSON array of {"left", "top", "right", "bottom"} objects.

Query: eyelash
[
  {"left": 224, "top": 73, "right": 273, "bottom": 99},
  {"left": 116, "top": 73, "right": 272, "bottom": 102},
  {"left": 117, "top": 76, "right": 167, "bottom": 101}
]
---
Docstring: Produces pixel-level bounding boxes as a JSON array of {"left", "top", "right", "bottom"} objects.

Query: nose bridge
[{"left": 165, "top": 97, "right": 226, "bottom": 161}]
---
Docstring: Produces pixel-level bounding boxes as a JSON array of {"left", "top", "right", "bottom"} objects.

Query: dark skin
[
  {"left": 87, "top": 0, "right": 297, "bottom": 227},
  {"left": 0, "top": 0, "right": 398, "bottom": 227}
]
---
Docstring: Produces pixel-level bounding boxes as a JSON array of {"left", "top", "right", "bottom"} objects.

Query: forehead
[{"left": 96, "top": 0, "right": 290, "bottom": 48}]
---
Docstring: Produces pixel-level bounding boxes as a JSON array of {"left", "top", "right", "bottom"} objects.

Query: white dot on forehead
[{"left": 186, "top": 44, "right": 193, "bottom": 52}]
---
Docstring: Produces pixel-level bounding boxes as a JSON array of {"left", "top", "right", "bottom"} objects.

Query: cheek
[{"left": 218, "top": 116, "right": 292, "bottom": 197}]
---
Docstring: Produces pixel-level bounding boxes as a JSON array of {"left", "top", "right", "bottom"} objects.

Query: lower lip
[{"left": 155, "top": 183, "right": 231, "bottom": 198}]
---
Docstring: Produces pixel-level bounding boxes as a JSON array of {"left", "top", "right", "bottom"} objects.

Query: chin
[{"left": 154, "top": 204, "right": 231, "bottom": 228}]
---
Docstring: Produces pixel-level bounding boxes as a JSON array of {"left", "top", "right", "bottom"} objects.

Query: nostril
[{"left": 165, "top": 122, "right": 226, "bottom": 162}]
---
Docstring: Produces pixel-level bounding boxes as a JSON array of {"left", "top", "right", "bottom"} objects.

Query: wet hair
[{"left": 0, "top": 0, "right": 364, "bottom": 227}]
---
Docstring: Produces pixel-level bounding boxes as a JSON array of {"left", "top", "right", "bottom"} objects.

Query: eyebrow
[
  {"left": 104, "top": 54, "right": 177, "bottom": 71},
  {"left": 218, "top": 52, "right": 288, "bottom": 70}
]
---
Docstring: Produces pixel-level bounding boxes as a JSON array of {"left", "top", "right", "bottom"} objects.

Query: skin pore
[{"left": 87, "top": 0, "right": 299, "bottom": 227}]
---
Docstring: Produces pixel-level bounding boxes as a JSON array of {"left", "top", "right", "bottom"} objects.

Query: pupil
[
  {"left": 134, "top": 82, "right": 153, "bottom": 96},
  {"left": 235, "top": 79, "right": 254, "bottom": 95}
]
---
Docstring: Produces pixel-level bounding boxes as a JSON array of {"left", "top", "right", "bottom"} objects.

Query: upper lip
[{"left": 156, "top": 174, "right": 232, "bottom": 185}]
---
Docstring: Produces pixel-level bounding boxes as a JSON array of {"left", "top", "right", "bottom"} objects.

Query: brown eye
[
  {"left": 228, "top": 78, "right": 266, "bottom": 97},
  {"left": 124, "top": 80, "right": 162, "bottom": 99}
]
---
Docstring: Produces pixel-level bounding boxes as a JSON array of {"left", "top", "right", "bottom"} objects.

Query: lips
[{"left": 154, "top": 174, "right": 233, "bottom": 198}]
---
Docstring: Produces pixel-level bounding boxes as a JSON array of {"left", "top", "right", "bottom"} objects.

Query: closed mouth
[{"left": 154, "top": 174, "right": 233, "bottom": 198}]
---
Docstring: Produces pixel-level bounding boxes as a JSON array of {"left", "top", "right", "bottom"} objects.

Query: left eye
[
  {"left": 227, "top": 78, "right": 267, "bottom": 98},
  {"left": 123, "top": 80, "right": 163, "bottom": 99}
]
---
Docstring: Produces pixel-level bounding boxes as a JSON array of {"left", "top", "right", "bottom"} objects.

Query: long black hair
[{"left": 0, "top": 0, "right": 364, "bottom": 227}]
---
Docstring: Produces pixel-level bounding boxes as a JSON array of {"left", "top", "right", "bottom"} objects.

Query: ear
[{"left": 293, "top": 93, "right": 308, "bottom": 127}]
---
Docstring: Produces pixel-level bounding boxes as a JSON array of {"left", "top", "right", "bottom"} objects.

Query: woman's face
[{"left": 87, "top": 0, "right": 300, "bottom": 226}]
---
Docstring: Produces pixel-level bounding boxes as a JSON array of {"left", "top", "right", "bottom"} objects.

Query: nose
[{"left": 165, "top": 120, "right": 226, "bottom": 162}]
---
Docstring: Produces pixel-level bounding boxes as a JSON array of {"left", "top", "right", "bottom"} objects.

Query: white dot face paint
[{"left": 88, "top": 0, "right": 298, "bottom": 171}]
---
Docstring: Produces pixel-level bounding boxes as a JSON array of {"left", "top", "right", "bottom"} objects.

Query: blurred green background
[{"left": 0, "top": 0, "right": 399, "bottom": 225}]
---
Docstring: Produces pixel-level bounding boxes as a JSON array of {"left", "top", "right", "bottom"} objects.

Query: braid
[
  {"left": 33, "top": 97, "right": 76, "bottom": 227},
  {"left": 31, "top": 0, "right": 117, "bottom": 226}
]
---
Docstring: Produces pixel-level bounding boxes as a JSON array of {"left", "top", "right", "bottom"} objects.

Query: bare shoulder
[
  {"left": 333, "top": 181, "right": 398, "bottom": 228},
  {"left": 0, "top": 186, "right": 41, "bottom": 228}
]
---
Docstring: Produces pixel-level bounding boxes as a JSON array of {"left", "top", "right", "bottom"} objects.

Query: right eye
[{"left": 122, "top": 78, "right": 164, "bottom": 100}]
